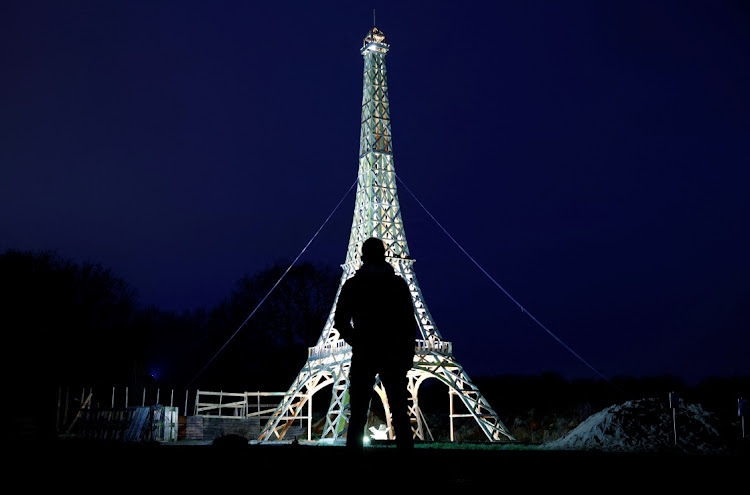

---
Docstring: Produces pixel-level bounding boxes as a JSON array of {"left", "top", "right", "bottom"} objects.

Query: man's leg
[
  {"left": 346, "top": 359, "right": 372, "bottom": 453},
  {"left": 381, "top": 368, "right": 413, "bottom": 450}
]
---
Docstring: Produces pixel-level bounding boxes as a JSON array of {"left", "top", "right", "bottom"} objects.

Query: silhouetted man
[{"left": 334, "top": 237, "right": 417, "bottom": 453}]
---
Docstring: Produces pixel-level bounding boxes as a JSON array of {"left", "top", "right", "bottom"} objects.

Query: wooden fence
[{"left": 57, "top": 386, "right": 302, "bottom": 442}]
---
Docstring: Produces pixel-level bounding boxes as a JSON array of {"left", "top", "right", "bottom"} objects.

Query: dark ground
[{"left": 13, "top": 438, "right": 747, "bottom": 490}]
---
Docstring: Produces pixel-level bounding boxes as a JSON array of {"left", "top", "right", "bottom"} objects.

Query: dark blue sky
[{"left": 2, "top": 1, "right": 749, "bottom": 385}]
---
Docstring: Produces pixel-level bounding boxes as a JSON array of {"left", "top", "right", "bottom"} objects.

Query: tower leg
[{"left": 320, "top": 365, "right": 351, "bottom": 443}]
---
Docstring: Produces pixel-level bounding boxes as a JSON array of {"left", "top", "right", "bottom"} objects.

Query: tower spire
[{"left": 258, "top": 26, "right": 514, "bottom": 445}]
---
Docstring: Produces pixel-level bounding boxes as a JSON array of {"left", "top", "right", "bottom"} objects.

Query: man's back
[{"left": 335, "top": 248, "right": 416, "bottom": 366}]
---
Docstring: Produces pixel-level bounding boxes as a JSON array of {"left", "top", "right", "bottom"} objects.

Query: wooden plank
[{"left": 185, "top": 415, "right": 204, "bottom": 440}]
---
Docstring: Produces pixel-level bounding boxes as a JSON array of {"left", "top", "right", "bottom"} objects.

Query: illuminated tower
[{"left": 259, "top": 26, "right": 513, "bottom": 444}]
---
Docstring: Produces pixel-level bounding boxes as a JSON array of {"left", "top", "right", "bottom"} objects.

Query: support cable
[
  {"left": 395, "top": 173, "right": 614, "bottom": 385},
  {"left": 184, "top": 177, "right": 359, "bottom": 389}
]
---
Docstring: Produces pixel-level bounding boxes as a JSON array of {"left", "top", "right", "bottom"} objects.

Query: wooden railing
[
  {"left": 415, "top": 339, "right": 453, "bottom": 355},
  {"left": 307, "top": 338, "right": 453, "bottom": 360},
  {"left": 193, "top": 390, "right": 289, "bottom": 421},
  {"left": 308, "top": 340, "right": 351, "bottom": 359}
]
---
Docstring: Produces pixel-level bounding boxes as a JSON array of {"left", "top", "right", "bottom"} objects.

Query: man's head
[{"left": 361, "top": 237, "right": 386, "bottom": 264}]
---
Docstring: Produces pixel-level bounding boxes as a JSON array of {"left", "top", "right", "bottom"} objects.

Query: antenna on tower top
[{"left": 373, "top": 8, "right": 376, "bottom": 27}]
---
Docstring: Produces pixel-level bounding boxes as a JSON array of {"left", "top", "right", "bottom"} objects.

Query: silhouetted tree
[
  {"left": 2, "top": 249, "right": 141, "bottom": 439},
  {"left": 190, "top": 260, "right": 340, "bottom": 391},
  {"left": 130, "top": 305, "right": 212, "bottom": 393}
]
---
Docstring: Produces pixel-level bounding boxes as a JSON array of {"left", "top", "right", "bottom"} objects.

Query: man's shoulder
[
  {"left": 391, "top": 273, "right": 409, "bottom": 287},
  {"left": 344, "top": 272, "right": 364, "bottom": 285},
  {"left": 347, "top": 265, "right": 407, "bottom": 288},
  {"left": 341, "top": 272, "right": 367, "bottom": 293}
]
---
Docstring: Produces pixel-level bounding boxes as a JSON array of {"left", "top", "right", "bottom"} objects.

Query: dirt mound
[{"left": 542, "top": 398, "right": 730, "bottom": 455}]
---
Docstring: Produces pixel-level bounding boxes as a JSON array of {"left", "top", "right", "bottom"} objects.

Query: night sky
[{"left": 3, "top": 1, "right": 749, "bottom": 386}]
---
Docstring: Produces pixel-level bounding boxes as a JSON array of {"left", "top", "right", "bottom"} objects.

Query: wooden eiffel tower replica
[{"left": 259, "top": 26, "right": 514, "bottom": 444}]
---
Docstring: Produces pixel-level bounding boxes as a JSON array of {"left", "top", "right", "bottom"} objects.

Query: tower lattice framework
[{"left": 259, "top": 26, "right": 513, "bottom": 444}]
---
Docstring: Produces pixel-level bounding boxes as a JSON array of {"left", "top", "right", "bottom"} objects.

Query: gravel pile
[{"left": 542, "top": 397, "right": 733, "bottom": 455}]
